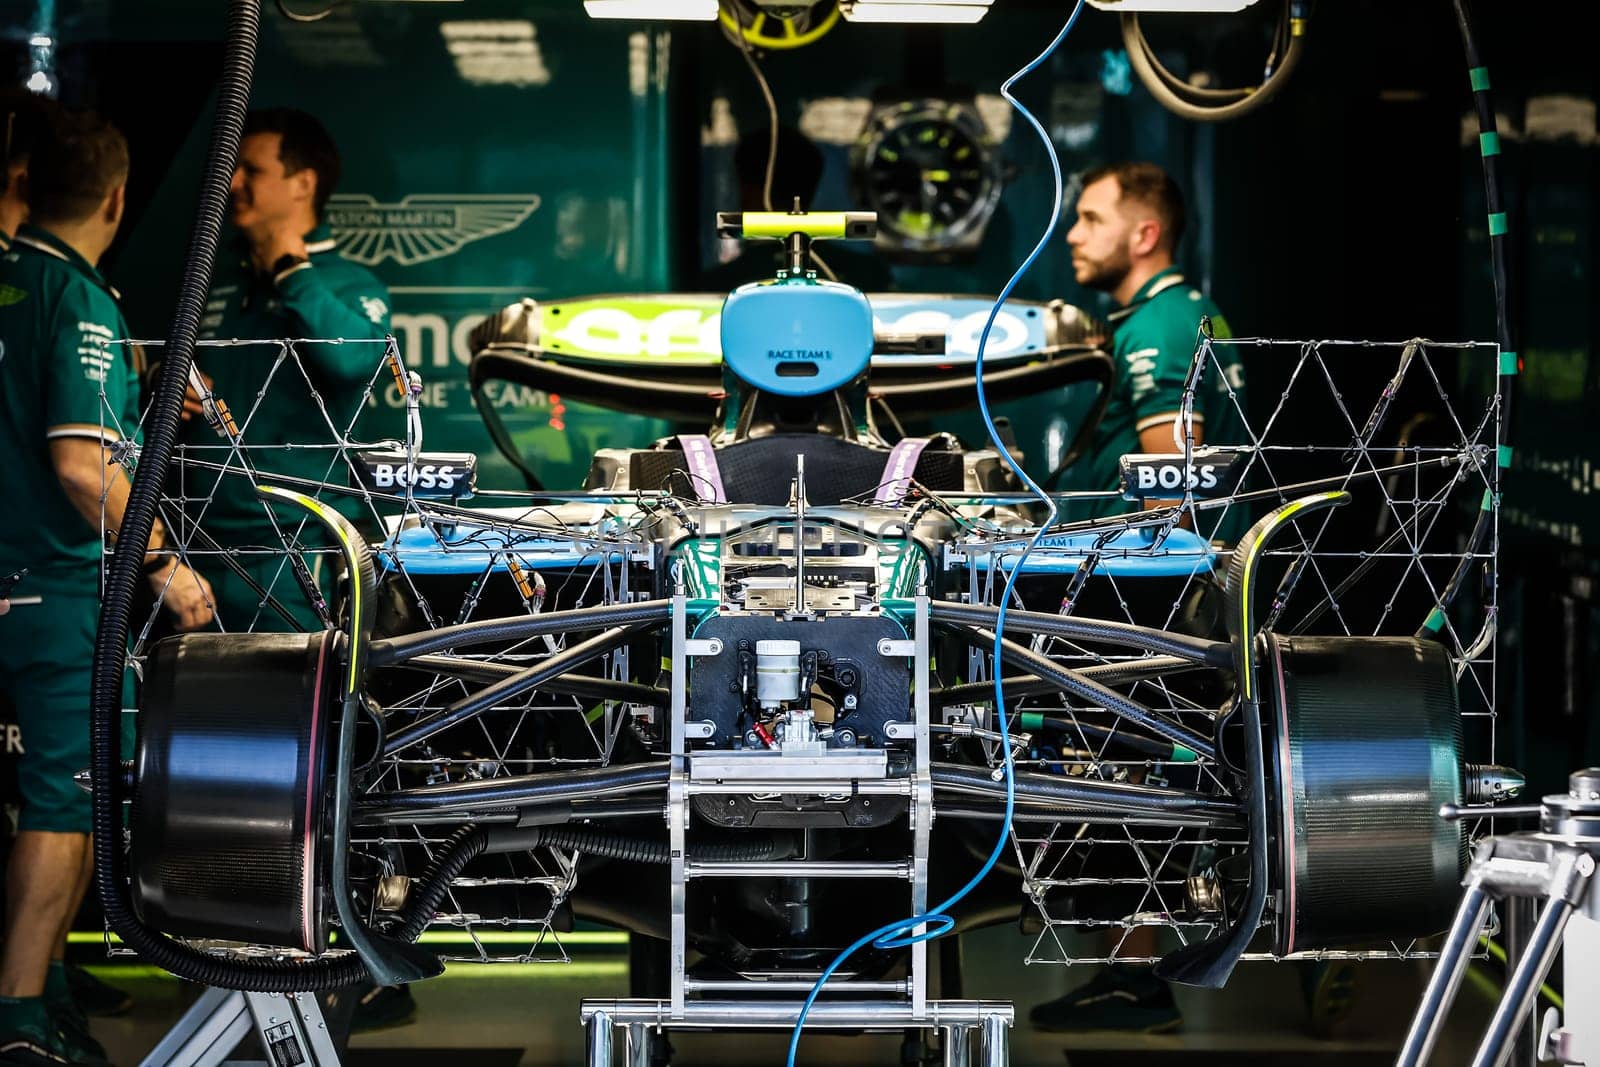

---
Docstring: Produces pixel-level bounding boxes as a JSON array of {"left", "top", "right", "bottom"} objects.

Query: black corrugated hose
[
  {"left": 383, "top": 826, "right": 490, "bottom": 941},
  {"left": 85, "top": 0, "right": 372, "bottom": 992}
]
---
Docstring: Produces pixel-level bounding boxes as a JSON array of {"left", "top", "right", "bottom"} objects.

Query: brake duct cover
[
  {"left": 131, "top": 632, "right": 338, "bottom": 952},
  {"left": 1263, "top": 634, "right": 1465, "bottom": 954}
]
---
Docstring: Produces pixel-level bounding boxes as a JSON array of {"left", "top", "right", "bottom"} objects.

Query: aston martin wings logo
[{"left": 325, "top": 193, "right": 542, "bottom": 267}]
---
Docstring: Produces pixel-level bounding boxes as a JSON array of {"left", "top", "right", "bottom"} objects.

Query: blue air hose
[{"left": 786, "top": 5, "right": 1087, "bottom": 1062}]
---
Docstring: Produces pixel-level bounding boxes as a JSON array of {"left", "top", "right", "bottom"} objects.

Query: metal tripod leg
[
  {"left": 942, "top": 1024, "right": 971, "bottom": 1066},
  {"left": 1399, "top": 798, "right": 1600, "bottom": 1067},
  {"left": 1397, "top": 883, "right": 1493, "bottom": 1067},
  {"left": 139, "top": 988, "right": 342, "bottom": 1067},
  {"left": 1473, "top": 894, "right": 1580, "bottom": 1067}
]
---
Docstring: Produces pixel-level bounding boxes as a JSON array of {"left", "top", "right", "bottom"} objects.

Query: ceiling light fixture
[
  {"left": 839, "top": 0, "right": 993, "bottom": 24},
  {"left": 1084, "top": 0, "right": 1262, "bottom": 12},
  {"left": 583, "top": 0, "right": 719, "bottom": 20}
]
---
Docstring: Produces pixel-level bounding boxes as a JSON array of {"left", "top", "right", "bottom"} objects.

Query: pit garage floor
[{"left": 83, "top": 926, "right": 1502, "bottom": 1066}]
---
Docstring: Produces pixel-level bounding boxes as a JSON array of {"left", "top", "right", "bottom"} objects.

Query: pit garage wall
[
  {"left": 42, "top": 1, "right": 1206, "bottom": 491},
  {"left": 98, "top": 1, "right": 680, "bottom": 490}
]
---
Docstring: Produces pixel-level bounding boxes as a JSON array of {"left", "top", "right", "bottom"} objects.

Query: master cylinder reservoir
[{"left": 755, "top": 639, "right": 801, "bottom": 709}]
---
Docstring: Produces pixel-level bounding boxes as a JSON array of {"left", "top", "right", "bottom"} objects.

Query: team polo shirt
[
  {"left": 1061, "top": 267, "right": 1248, "bottom": 542},
  {"left": 0, "top": 224, "right": 140, "bottom": 591},
  {"left": 183, "top": 222, "right": 391, "bottom": 532}
]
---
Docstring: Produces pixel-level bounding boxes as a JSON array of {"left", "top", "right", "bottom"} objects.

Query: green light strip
[
  {"left": 441, "top": 962, "right": 628, "bottom": 980},
  {"left": 1498, "top": 350, "right": 1518, "bottom": 376},
  {"left": 1478, "top": 131, "right": 1501, "bottom": 157},
  {"left": 1422, "top": 608, "right": 1447, "bottom": 633},
  {"left": 1469, "top": 66, "right": 1491, "bottom": 91},
  {"left": 1497, "top": 445, "right": 1513, "bottom": 469},
  {"left": 419, "top": 930, "right": 627, "bottom": 946},
  {"left": 1487, "top": 212, "right": 1508, "bottom": 236},
  {"left": 68, "top": 962, "right": 629, "bottom": 982},
  {"left": 69, "top": 930, "right": 629, "bottom": 947}
]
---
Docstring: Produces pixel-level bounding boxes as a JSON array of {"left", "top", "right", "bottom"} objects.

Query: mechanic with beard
[
  {"left": 179, "top": 108, "right": 390, "bottom": 633},
  {"left": 1055, "top": 161, "right": 1247, "bottom": 546},
  {"left": 1030, "top": 162, "right": 1246, "bottom": 1036}
]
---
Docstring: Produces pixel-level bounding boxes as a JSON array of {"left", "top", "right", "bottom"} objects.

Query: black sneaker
[
  {"left": 350, "top": 984, "right": 416, "bottom": 1033},
  {"left": 62, "top": 967, "right": 132, "bottom": 1019},
  {"left": 45, "top": 1001, "right": 107, "bottom": 1067},
  {"left": 0, "top": 1022, "right": 72, "bottom": 1066},
  {"left": 1029, "top": 965, "right": 1183, "bottom": 1034}
]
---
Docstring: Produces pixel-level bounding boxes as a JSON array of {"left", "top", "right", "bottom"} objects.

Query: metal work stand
[
  {"left": 1398, "top": 768, "right": 1600, "bottom": 1067},
  {"left": 581, "top": 999, "right": 1014, "bottom": 1067},
  {"left": 139, "top": 987, "right": 342, "bottom": 1067},
  {"left": 581, "top": 593, "right": 1015, "bottom": 1065}
]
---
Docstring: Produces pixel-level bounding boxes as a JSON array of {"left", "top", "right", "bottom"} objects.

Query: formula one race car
[{"left": 102, "top": 210, "right": 1512, "bottom": 1060}]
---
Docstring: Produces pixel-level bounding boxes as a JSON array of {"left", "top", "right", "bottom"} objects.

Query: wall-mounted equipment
[
  {"left": 851, "top": 98, "right": 1002, "bottom": 260},
  {"left": 1097, "top": 0, "right": 1310, "bottom": 122}
]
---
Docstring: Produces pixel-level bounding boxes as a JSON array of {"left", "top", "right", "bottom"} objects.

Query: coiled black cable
[{"left": 1120, "top": 3, "right": 1309, "bottom": 124}]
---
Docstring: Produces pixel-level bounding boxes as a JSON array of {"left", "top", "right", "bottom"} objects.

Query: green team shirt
[
  {"left": 1062, "top": 267, "right": 1248, "bottom": 542},
  {"left": 183, "top": 222, "right": 391, "bottom": 533},
  {"left": 0, "top": 225, "right": 140, "bottom": 593}
]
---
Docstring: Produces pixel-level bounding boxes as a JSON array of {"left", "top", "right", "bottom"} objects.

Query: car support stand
[
  {"left": 139, "top": 987, "right": 342, "bottom": 1067},
  {"left": 1398, "top": 768, "right": 1600, "bottom": 1067},
  {"left": 580, "top": 585, "right": 1015, "bottom": 1065}
]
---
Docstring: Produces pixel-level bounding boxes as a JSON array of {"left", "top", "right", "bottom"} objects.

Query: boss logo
[
  {"left": 374, "top": 463, "right": 459, "bottom": 490},
  {"left": 1119, "top": 450, "right": 1244, "bottom": 501},
  {"left": 352, "top": 451, "right": 477, "bottom": 499}
]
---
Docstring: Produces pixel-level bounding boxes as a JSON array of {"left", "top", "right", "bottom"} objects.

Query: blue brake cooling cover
[
  {"left": 721, "top": 276, "right": 874, "bottom": 397},
  {"left": 972, "top": 527, "right": 1217, "bottom": 578}
]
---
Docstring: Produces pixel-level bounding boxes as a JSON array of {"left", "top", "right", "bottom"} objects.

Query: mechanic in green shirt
[
  {"left": 0, "top": 108, "right": 213, "bottom": 1066},
  {"left": 1032, "top": 162, "right": 1248, "bottom": 1038},
  {"left": 1056, "top": 161, "right": 1248, "bottom": 547},
  {"left": 180, "top": 108, "right": 391, "bottom": 632}
]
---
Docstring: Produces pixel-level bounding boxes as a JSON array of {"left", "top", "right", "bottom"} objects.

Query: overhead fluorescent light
[
  {"left": 1085, "top": 0, "right": 1261, "bottom": 11},
  {"left": 840, "top": 0, "right": 993, "bottom": 23},
  {"left": 440, "top": 20, "right": 551, "bottom": 87},
  {"left": 583, "top": 0, "right": 718, "bottom": 19}
]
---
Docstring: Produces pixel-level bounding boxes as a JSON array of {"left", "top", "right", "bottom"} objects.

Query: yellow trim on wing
[
  {"left": 257, "top": 485, "right": 363, "bottom": 696},
  {"left": 1235, "top": 491, "right": 1347, "bottom": 701}
]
